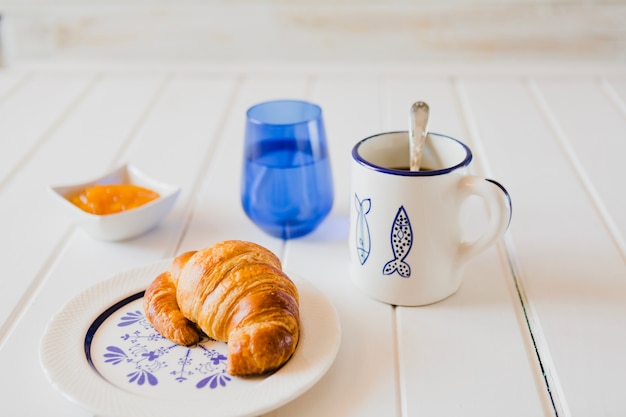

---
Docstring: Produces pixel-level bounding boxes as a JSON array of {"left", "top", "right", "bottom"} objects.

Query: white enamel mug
[{"left": 349, "top": 132, "right": 512, "bottom": 306}]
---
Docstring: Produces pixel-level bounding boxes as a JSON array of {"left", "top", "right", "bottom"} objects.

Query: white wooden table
[{"left": 0, "top": 62, "right": 624, "bottom": 417}]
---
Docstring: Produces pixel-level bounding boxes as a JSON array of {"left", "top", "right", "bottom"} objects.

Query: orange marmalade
[{"left": 70, "top": 184, "right": 160, "bottom": 215}]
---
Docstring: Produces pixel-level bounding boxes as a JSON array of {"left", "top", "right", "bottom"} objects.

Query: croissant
[{"left": 143, "top": 240, "right": 300, "bottom": 376}]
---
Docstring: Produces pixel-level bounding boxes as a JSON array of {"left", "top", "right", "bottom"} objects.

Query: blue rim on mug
[{"left": 352, "top": 131, "right": 473, "bottom": 176}]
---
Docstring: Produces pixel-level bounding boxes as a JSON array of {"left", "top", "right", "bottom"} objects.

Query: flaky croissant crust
[{"left": 143, "top": 240, "right": 300, "bottom": 376}]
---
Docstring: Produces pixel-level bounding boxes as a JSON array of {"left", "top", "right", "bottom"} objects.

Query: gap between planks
[
  {"left": 454, "top": 78, "right": 566, "bottom": 417},
  {"left": 527, "top": 78, "right": 626, "bottom": 262}
]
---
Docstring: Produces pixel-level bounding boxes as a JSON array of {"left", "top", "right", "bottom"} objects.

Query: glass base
[{"left": 256, "top": 219, "right": 324, "bottom": 240}]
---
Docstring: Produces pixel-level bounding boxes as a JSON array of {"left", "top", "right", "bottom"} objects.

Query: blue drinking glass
[{"left": 241, "top": 99, "right": 334, "bottom": 239}]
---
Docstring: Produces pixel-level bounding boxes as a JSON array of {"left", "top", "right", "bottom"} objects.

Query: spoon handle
[{"left": 409, "top": 101, "right": 430, "bottom": 171}]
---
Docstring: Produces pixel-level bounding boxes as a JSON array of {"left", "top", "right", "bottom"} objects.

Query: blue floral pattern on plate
[{"left": 86, "top": 292, "right": 236, "bottom": 395}]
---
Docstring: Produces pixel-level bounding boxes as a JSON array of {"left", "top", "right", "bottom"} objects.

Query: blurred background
[{"left": 0, "top": 0, "right": 624, "bottom": 66}]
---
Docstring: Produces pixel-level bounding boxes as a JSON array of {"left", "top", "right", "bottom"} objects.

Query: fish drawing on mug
[
  {"left": 354, "top": 194, "right": 372, "bottom": 265},
  {"left": 383, "top": 206, "right": 413, "bottom": 278}
]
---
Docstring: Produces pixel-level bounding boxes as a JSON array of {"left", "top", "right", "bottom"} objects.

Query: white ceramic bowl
[{"left": 49, "top": 164, "right": 181, "bottom": 241}]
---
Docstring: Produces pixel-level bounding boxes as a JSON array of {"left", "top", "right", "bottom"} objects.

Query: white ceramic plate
[
  {"left": 48, "top": 164, "right": 181, "bottom": 241},
  {"left": 40, "top": 260, "right": 341, "bottom": 417}
]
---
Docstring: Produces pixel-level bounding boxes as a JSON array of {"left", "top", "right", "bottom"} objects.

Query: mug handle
[{"left": 457, "top": 176, "right": 512, "bottom": 263}]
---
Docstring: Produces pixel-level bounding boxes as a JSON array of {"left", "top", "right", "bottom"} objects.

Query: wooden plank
[
  {"left": 459, "top": 74, "right": 626, "bottom": 417},
  {"left": 532, "top": 75, "right": 626, "bottom": 252},
  {"left": 383, "top": 75, "right": 550, "bottom": 416},
  {"left": 604, "top": 75, "right": 626, "bottom": 116},
  {"left": 0, "top": 70, "right": 26, "bottom": 99},
  {"left": 0, "top": 72, "right": 94, "bottom": 185}
]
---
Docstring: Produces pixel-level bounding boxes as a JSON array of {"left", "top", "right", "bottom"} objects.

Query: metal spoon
[{"left": 409, "top": 101, "right": 430, "bottom": 171}]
